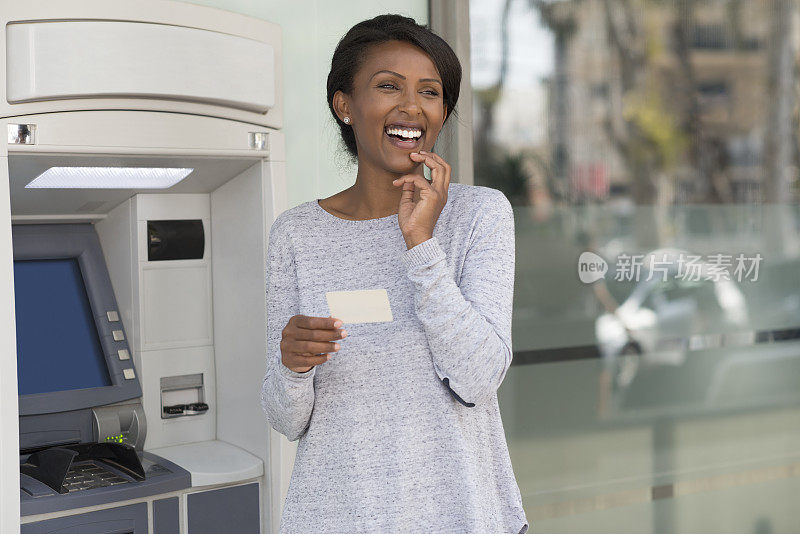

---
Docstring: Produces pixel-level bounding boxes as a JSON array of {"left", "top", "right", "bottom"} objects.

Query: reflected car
[{"left": 595, "top": 249, "right": 753, "bottom": 389}]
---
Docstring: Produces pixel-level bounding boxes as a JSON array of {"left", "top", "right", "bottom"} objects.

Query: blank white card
[{"left": 325, "top": 289, "right": 393, "bottom": 324}]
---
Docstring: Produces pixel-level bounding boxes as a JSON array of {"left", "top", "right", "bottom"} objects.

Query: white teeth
[{"left": 385, "top": 126, "right": 422, "bottom": 140}]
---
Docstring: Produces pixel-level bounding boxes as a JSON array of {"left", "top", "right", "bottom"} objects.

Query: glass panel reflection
[{"left": 471, "top": 0, "right": 800, "bottom": 531}]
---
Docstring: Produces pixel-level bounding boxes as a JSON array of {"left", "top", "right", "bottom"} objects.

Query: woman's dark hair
[{"left": 327, "top": 14, "right": 462, "bottom": 162}]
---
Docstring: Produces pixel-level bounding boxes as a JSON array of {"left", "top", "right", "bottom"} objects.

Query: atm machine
[{"left": 0, "top": 2, "right": 291, "bottom": 533}]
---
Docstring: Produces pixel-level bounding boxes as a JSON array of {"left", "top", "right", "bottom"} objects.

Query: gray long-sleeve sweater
[{"left": 260, "top": 182, "right": 529, "bottom": 534}]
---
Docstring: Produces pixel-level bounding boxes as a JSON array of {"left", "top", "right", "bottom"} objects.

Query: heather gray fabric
[{"left": 261, "top": 182, "right": 529, "bottom": 534}]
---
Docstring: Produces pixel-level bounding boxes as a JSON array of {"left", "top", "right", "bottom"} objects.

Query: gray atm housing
[
  {"left": 15, "top": 223, "right": 191, "bottom": 517},
  {"left": 14, "top": 224, "right": 141, "bottom": 425}
]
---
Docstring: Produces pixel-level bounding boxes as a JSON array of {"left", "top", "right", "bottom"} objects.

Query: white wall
[
  {"left": 0, "top": 146, "right": 20, "bottom": 534},
  {"left": 181, "top": 0, "right": 429, "bottom": 208}
]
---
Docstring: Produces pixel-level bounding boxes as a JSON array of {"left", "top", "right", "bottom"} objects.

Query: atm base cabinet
[
  {"left": 21, "top": 483, "right": 260, "bottom": 534},
  {"left": 187, "top": 482, "right": 260, "bottom": 534},
  {"left": 21, "top": 503, "right": 148, "bottom": 534}
]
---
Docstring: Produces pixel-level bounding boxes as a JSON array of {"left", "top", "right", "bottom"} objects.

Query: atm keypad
[{"left": 62, "top": 463, "right": 128, "bottom": 493}]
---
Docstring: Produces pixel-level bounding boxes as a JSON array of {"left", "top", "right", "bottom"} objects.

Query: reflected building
[{"left": 539, "top": 0, "right": 789, "bottom": 205}]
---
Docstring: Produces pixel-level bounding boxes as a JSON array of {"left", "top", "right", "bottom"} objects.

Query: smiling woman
[
  {"left": 260, "top": 13, "right": 529, "bottom": 534},
  {"left": 327, "top": 18, "right": 459, "bottom": 166},
  {"left": 336, "top": 42, "right": 444, "bottom": 164}
]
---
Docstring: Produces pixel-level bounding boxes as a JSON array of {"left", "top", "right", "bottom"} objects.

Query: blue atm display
[{"left": 14, "top": 258, "right": 112, "bottom": 395}]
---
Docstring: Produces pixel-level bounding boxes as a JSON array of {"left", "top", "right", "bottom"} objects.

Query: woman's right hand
[{"left": 280, "top": 315, "right": 348, "bottom": 373}]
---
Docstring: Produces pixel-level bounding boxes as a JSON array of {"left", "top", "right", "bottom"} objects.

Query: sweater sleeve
[
  {"left": 260, "top": 214, "right": 317, "bottom": 441},
  {"left": 400, "top": 189, "right": 516, "bottom": 408}
]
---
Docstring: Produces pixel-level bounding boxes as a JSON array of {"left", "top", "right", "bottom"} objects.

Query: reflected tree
[
  {"left": 762, "top": 0, "right": 799, "bottom": 255},
  {"left": 473, "top": 0, "right": 530, "bottom": 205}
]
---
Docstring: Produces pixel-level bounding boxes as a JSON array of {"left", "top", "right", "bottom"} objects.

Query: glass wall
[{"left": 470, "top": 0, "right": 800, "bottom": 531}]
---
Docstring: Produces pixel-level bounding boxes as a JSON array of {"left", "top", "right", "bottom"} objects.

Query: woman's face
[{"left": 335, "top": 40, "right": 447, "bottom": 173}]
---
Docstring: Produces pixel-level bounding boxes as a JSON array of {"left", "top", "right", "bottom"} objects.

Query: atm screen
[{"left": 14, "top": 258, "right": 112, "bottom": 395}]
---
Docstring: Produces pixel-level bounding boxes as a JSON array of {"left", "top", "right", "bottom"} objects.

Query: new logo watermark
[
  {"left": 578, "top": 251, "right": 608, "bottom": 283},
  {"left": 577, "top": 251, "right": 763, "bottom": 283}
]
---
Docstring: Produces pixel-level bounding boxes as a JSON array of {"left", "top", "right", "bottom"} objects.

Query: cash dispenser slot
[{"left": 161, "top": 373, "right": 209, "bottom": 419}]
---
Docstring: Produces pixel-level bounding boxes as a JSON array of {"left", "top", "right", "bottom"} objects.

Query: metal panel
[
  {"left": 153, "top": 496, "right": 179, "bottom": 534},
  {"left": 187, "top": 483, "right": 259, "bottom": 534},
  {"left": 0, "top": 146, "right": 21, "bottom": 534},
  {"left": 7, "top": 21, "right": 275, "bottom": 113},
  {"left": 0, "top": 0, "right": 284, "bottom": 128},
  {"left": 21, "top": 502, "right": 147, "bottom": 533}
]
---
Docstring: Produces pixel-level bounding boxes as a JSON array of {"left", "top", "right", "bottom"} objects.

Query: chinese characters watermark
[{"left": 578, "top": 251, "right": 763, "bottom": 284}]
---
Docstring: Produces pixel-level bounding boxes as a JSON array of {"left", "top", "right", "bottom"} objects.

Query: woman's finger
[
  {"left": 293, "top": 339, "right": 341, "bottom": 355},
  {"left": 393, "top": 174, "right": 434, "bottom": 198},
  {"left": 285, "top": 352, "right": 331, "bottom": 373},
  {"left": 294, "top": 326, "right": 347, "bottom": 342},
  {"left": 410, "top": 151, "right": 448, "bottom": 194},
  {"left": 419, "top": 151, "right": 451, "bottom": 194},
  {"left": 298, "top": 352, "right": 334, "bottom": 363},
  {"left": 420, "top": 150, "right": 450, "bottom": 171},
  {"left": 292, "top": 314, "right": 342, "bottom": 331}
]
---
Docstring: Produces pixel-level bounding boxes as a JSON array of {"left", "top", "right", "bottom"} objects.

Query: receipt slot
[
  {"left": 161, "top": 374, "right": 209, "bottom": 419},
  {"left": 1, "top": 1, "right": 290, "bottom": 533}
]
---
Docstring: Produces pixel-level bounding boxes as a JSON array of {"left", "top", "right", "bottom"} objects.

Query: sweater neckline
[{"left": 313, "top": 199, "right": 399, "bottom": 224}]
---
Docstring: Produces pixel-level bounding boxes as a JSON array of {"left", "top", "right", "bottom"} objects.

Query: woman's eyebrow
[{"left": 370, "top": 70, "right": 442, "bottom": 86}]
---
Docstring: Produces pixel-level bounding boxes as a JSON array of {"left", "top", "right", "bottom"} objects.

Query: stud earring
[{"left": 343, "top": 117, "right": 350, "bottom": 124}]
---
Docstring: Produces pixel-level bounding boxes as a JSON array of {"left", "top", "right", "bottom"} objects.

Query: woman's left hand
[{"left": 391, "top": 150, "right": 451, "bottom": 249}]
